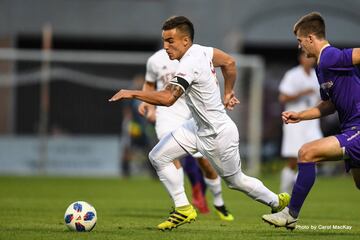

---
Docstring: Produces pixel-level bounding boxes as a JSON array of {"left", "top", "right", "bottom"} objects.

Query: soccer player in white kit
[
  {"left": 138, "top": 49, "right": 234, "bottom": 221},
  {"left": 278, "top": 51, "right": 323, "bottom": 193},
  {"left": 109, "top": 16, "right": 290, "bottom": 230}
]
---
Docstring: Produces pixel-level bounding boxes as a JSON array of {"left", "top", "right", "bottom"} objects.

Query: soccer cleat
[
  {"left": 262, "top": 207, "right": 297, "bottom": 230},
  {"left": 271, "top": 192, "right": 290, "bottom": 213},
  {"left": 157, "top": 205, "right": 197, "bottom": 231},
  {"left": 192, "top": 183, "right": 210, "bottom": 214},
  {"left": 214, "top": 205, "right": 234, "bottom": 221}
]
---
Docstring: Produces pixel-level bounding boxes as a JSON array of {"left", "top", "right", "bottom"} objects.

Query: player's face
[
  {"left": 296, "top": 32, "right": 316, "bottom": 58},
  {"left": 162, "top": 28, "right": 189, "bottom": 60}
]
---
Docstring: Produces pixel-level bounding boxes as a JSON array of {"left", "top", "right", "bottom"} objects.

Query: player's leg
[
  {"left": 148, "top": 133, "right": 197, "bottom": 230},
  {"left": 198, "top": 120, "right": 287, "bottom": 212},
  {"left": 279, "top": 123, "right": 304, "bottom": 194},
  {"left": 262, "top": 136, "right": 343, "bottom": 229},
  {"left": 196, "top": 156, "right": 234, "bottom": 221},
  {"left": 182, "top": 155, "right": 209, "bottom": 213},
  {"left": 280, "top": 157, "right": 297, "bottom": 193}
]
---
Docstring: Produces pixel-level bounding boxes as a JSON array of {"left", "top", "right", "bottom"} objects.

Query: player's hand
[
  {"left": 282, "top": 111, "right": 301, "bottom": 124},
  {"left": 138, "top": 102, "right": 156, "bottom": 123},
  {"left": 224, "top": 91, "right": 240, "bottom": 110},
  {"left": 108, "top": 90, "right": 132, "bottom": 102}
]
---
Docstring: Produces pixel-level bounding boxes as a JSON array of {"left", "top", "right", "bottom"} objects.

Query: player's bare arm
[
  {"left": 353, "top": 48, "right": 360, "bottom": 65},
  {"left": 282, "top": 100, "right": 335, "bottom": 124},
  {"left": 212, "top": 48, "right": 239, "bottom": 110},
  {"left": 279, "top": 89, "right": 315, "bottom": 104},
  {"left": 109, "top": 82, "right": 183, "bottom": 107}
]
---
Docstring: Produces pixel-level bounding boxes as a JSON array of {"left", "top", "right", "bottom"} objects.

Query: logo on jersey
[
  {"left": 210, "top": 61, "right": 216, "bottom": 74},
  {"left": 320, "top": 80, "right": 333, "bottom": 98},
  {"left": 160, "top": 72, "right": 175, "bottom": 85},
  {"left": 320, "top": 80, "right": 333, "bottom": 90}
]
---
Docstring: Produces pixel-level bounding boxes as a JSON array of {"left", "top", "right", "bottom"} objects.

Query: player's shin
[
  {"left": 157, "top": 163, "right": 190, "bottom": 207},
  {"left": 288, "top": 162, "right": 316, "bottom": 218},
  {"left": 224, "top": 171, "right": 279, "bottom": 208},
  {"left": 204, "top": 176, "right": 224, "bottom": 206}
]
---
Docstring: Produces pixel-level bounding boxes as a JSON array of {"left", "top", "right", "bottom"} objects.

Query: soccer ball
[{"left": 64, "top": 201, "right": 97, "bottom": 232}]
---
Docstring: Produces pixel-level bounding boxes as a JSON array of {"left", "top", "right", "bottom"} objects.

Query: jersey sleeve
[
  {"left": 319, "top": 47, "right": 353, "bottom": 71},
  {"left": 171, "top": 57, "right": 194, "bottom": 92},
  {"left": 204, "top": 46, "right": 214, "bottom": 60},
  {"left": 279, "top": 71, "right": 298, "bottom": 96},
  {"left": 145, "top": 56, "right": 157, "bottom": 83}
]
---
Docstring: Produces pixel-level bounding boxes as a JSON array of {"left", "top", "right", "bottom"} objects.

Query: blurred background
[{"left": 0, "top": 0, "right": 359, "bottom": 178}]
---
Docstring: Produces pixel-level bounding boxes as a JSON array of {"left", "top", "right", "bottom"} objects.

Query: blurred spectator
[
  {"left": 278, "top": 51, "right": 323, "bottom": 193},
  {"left": 120, "top": 74, "right": 156, "bottom": 177}
]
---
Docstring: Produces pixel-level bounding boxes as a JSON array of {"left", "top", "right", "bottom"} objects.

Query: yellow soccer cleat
[
  {"left": 214, "top": 205, "right": 234, "bottom": 221},
  {"left": 157, "top": 205, "right": 197, "bottom": 231},
  {"left": 271, "top": 192, "right": 291, "bottom": 213}
]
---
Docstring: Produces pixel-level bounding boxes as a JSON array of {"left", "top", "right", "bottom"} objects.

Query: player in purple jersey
[{"left": 262, "top": 12, "right": 360, "bottom": 230}]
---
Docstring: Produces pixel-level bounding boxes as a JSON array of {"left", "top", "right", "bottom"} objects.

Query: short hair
[
  {"left": 162, "top": 16, "right": 194, "bottom": 42},
  {"left": 293, "top": 12, "right": 326, "bottom": 39}
]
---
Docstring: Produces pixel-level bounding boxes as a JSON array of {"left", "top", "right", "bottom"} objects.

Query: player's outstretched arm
[
  {"left": 282, "top": 100, "right": 335, "bottom": 124},
  {"left": 109, "top": 83, "right": 184, "bottom": 107},
  {"left": 212, "top": 48, "right": 239, "bottom": 110}
]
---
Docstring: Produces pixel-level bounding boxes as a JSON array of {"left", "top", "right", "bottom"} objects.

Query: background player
[
  {"left": 138, "top": 48, "right": 234, "bottom": 220},
  {"left": 278, "top": 50, "right": 322, "bottom": 193},
  {"left": 262, "top": 11, "right": 360, "bottom": 230},
  {"left": 109, "top": 16, "right": 289, "bottom": 230}
]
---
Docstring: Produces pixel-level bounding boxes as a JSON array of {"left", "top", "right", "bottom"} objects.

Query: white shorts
[
  {"left": 156, "top": 117, "right": 204, "bottom": 159},
  {"left": 171, "top": 119, "right": 241, "bottom": 177},
  {"left": 281, "top": 120, "right": 323, "bottom": 157}
]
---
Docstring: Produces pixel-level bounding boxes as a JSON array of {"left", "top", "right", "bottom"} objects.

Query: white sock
[
  {"left": 204, "top": 176, "right": 224, "bottom": 206},
  {"left": 280, "top": 167, "right": 297, "bottom": 194},
  {"left": 224, "top": 171, "right": 278, "bottom": 208},
  {"left": 178, "top": 167, "right": 184, "bottom": 184},
  {"left": 157, "top": 163, "right": 189, "bottom": 207}
]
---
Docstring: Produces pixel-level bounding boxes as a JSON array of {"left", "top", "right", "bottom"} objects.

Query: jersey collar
[{"left": 317, "top": 42, "right": 330, "bottom": 64}]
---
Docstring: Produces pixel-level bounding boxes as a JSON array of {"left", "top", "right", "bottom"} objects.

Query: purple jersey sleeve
[{"left": 319, "top": 48, "right": 353, "bottom": 71}]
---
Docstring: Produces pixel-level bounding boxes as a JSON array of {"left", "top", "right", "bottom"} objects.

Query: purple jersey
[{"left": 316, "top": 46, "right": 360, "bottom": 131}]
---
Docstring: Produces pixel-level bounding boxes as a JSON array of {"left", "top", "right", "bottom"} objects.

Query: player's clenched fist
[
  {"left": 224, "top": 91, "right": 240, "bottom": 110},
  {"left": 281, "top": 111, "right": 301, "bottom": 124}
]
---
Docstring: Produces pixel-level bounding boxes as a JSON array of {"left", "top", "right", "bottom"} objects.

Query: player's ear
[
  {"left": 308, "top": 34, "right": 314, "bottom": 43},
  {"left": 183, "top": 36, "right": 190, "bottom": 47}
]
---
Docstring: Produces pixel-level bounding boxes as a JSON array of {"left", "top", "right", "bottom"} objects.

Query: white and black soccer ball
[{"left": 64, "top": 201, "right": 97, "bottom": 232}]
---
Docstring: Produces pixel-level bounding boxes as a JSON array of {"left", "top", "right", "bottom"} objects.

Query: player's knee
[
  {"left": 148, "top": 148, "right": 161, "bottom": 170},
  {"left": 223, "top": 172, "right": 250, "bottom": 193},
  {"left": 298, "top": 144, "right": 316, "bottom": 163}
]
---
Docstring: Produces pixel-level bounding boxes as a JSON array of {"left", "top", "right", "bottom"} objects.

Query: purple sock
[
  {"left": 182, "top": 155, "right": 206, "bottom": 193},
  {"left": 288, "top": 162, "right": 316, "bottom": 218}
]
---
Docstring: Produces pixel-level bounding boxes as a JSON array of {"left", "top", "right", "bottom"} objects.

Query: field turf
[{"left": 0, "top": 174, "right": 359, "bottom": 240}]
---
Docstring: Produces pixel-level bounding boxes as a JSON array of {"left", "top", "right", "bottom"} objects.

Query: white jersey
[
  {"left": 145, "top": 49, "right": 191, "bottom": 139},
  {"left": 279, "top": 65, "right": 323, "bottom": 157},
  {"left": 279, "top": 65, "right": 320, "bottom": 112},
  {"left": 171, "top": 44, "right": 230, "bottom": 136}
]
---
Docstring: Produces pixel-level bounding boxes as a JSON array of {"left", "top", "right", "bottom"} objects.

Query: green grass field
[{"left": 0, "top": 174, "right": 359, "bottom": 240}]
